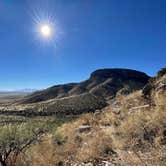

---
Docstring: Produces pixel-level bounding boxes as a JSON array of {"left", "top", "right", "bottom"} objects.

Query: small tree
[{"left": 0, "top": 121, "right": 46, "bottom": 166}]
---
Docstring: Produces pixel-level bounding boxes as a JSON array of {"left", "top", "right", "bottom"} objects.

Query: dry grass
[
  {"left": 112, "top": 106, "right": 166, "bottom": 151},
  {"left": 24, "top": 105, "right": 165, "bottom": 165},
  {"left": 2, "top": 75, "right": 165, "bottom": 165},
  {"left": 116, "top": 90, "right": 147, "bottom": 109},
  {"left": 30, "top": 135, "right": 57, "bottom": 166},
  {"left": 76, "top": 130, "right": 113, "bottom": 162},
  {"left": 28, "top": 93, "right": 165, "bottom": 165}
]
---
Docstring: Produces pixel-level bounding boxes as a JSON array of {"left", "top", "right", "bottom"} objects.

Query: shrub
[
  {"left": 114, "top": 105, "right": 166, "bottom": 152},
  {"left": 142, "top": 77, "right": 156, "bottom": 99},
  {"left": 0, "top": 121, "right": 47, "bottom": 166},
  {"left": 114, "top": 111, "right": 148, "bottom": 150},
  {"left": 76, "top": 131, "right": 113, "bottom": 162},
  {"left": 142, "top": 82, "right": 153, "bottom": 99},
  {"left": 30, "top": 135, "right": 56, "bottom": 166},
  {"left": 157, "top": 68, "right": 166, "bottom": 77}
]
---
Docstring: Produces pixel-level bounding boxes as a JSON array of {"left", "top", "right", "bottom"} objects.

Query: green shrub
[{"left": 0, "top": 120, "right": 47, "bottom": 166}]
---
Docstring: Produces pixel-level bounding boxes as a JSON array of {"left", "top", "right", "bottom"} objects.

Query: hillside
[
  {"left": 6, "top": 68, "right": 150, "bottom": 116},
  {"left": 38, "top": 68, "right": 165, "bottom": 165},
  {"left": 0, "top": 68, "right": 165, "bottom": 166},
  {"left": 19, "top": 68, "right": 150, "bottom": 104}
]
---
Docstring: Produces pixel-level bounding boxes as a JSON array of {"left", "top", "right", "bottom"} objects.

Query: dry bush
[
  {"left": 76, "top": 131, "right": 114, "bottom": 162},
  {"left": 25, "top": 82, "right": 166, "bottom": 165},
  {"left": 157, "top": 68, "right": 166, "bottom": 77},
  {"left": 113, "top": 111, "right": 148, "bottom": 149},
  {"left": 151, "top": 106, "right": 166, "bottom": 127},
  {"left": 30, "top": 133, "right": 79, "bottom": 165},
  {"left": 30, "top": 135, "right": 57, "bottom": 166},
  {"left": 29, "top": 113, "right": 114, "bottom": 164},
  {"left": 112, "top": 106, "right": 166, "bottom": 151},
  {"left": 26, "top": 106, "right": 165, "bottom": 165},
  {"left": 121, "top": 90, "right": 146, "bottom": 108},
  {"left": 154, "top": 89, "right": 166, "bottom": 106},
  {"left": 99, "top": 108, "right": 123, "bottom": 127},
  {"left": 149, "top": 107, "right": 166, "bottom": 146},
  {"left": 53, "top": 113, "right": 116, "bottom": 163},
  {"left": 10, "top": 152, "right": 30, "bottom": 166}
]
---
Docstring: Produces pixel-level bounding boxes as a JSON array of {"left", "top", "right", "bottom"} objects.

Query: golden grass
[{"left": 6, "top": 75, "right": 166, "bottom": 165}]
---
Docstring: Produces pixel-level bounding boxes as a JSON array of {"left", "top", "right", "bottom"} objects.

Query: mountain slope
[
  {"left": 20, "top": 68, "right": 150, "bottom": 104},
  {"left": 46, "top": 69, "right": 166, "bottom": 165}
]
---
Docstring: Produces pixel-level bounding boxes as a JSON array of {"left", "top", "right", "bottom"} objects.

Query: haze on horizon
[{"left": 0, "top": 0, "right": 165, "bottom": 91}]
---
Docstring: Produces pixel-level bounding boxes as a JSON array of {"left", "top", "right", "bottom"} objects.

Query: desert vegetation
[
  {"left": 0, "top": 69, "right": 165, "bottom": 165},
  {"left": 28, "top": 70, "right": 166, "bottom": 165},
  {"left": 0, "top": 116, "right": 75, "bottom": 166}
]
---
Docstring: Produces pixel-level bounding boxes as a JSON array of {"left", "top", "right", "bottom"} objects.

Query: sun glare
[
  {"left": 30, "top": 4, "right": 62, "bottom": 45},
  {"left": 40, "top": 24, "right": 52, "bottom": 37}
]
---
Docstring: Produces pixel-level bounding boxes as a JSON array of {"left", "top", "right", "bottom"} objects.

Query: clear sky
[{"left": 0, "top": 0, "right": 165, "bottom": 90}]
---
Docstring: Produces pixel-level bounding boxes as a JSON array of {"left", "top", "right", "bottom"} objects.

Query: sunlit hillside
[{"left": 0, "top": 68, "right": 165, "bottom": 166}]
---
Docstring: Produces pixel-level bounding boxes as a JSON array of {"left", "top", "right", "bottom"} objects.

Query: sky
[{"left": 0, "top": 0, "right": 165, "bottom": 90}]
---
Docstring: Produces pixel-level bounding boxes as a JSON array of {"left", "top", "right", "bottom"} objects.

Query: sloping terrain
[
  {"left": 4, "top": 68, "right": 149, "bottom": 116},
  {"left": 32, "top": 93, "right": 107, "bottom": 115},
  {"left": 20, "top": 69, "right": 150, "bottom": 104},
  {"left": 32, "top": 68, "right": 165, "bottom": 165},
  {"left": 0, "top": 68, "right": 165, "bottom": 166},
  {"left": 0, "top": 93, "right": 107, "bottom": 116}
]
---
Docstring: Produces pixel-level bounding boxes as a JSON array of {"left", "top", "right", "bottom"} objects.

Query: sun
[
  {"left": 31, "top": 9, "right": 61, "bottom": 44},
  {"left": 40, "top": 24, "right": 52, "bottom": 38}
]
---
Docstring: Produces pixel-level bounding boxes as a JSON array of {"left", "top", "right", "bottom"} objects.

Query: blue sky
[{"left": 0, "top": 0, "right": 165, "bottom": 90}]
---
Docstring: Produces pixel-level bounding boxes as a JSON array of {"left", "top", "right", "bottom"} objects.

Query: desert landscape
[
  {"left": 0, "top": 68, "right": 165, "bottom": 165},
  {"left": 0, "top": 0, "right": 165, "bottom": 165}
]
